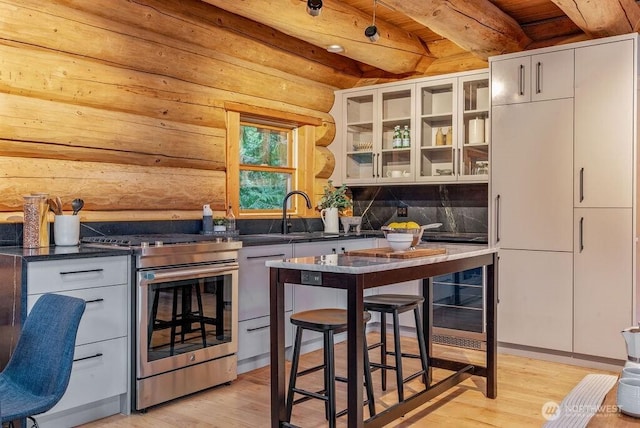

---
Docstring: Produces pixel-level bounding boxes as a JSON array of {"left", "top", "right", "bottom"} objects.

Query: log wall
[{"left": 0, "top": 0, "right": 342, "bottom": 222}]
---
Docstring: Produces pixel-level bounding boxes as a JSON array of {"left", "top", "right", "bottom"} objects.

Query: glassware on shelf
[
  {"left": 445, "top": 127, "right": 452, "bottom": 146},
  {"left": 435, "top": 128, "right": 445, "bottom": 146},
  {"left": 392, "top": 126, "right": 402, "bottom": 148},
  {"left": 402, "top": 125, "right": 411, "bottom": 147}
]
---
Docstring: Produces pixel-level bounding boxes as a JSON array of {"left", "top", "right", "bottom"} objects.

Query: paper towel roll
[{"left": 469, "top": 118, "right": 485, "bottom": 144}]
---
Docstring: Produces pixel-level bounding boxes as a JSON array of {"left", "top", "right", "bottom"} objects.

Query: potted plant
[
  {"left": 213, "top": 217, "right": 226, "bottom": 232},
  {"left": 317, "top": 180, "right": 352, "bottom": 233}
]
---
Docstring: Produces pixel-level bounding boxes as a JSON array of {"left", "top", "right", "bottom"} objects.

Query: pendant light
[
  {"left": 307, "top": 0, "right": 322, "bottom": 16},
  {"left": 365, "top": 0, "right": 379, "bottom": 42}
]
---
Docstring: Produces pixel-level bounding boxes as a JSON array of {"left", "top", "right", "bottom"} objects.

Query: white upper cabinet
[
  {"left": 491, "top": 49, "right": 574, "bottom": 105},
  {"left": 338, "top": 70, "right": 489, "bottom": 185},
  {"left": 342, "top": 84, "right": 415, "bottom": 184},
  {"left": 574, "top": 39, "right": 634, "bottom": 208}
]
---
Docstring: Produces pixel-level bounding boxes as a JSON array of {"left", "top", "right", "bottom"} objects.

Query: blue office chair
[{"left": 0, "top": 293, "right": 86, "bottom": 428}]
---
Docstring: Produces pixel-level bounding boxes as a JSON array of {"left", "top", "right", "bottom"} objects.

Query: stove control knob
[
  {"left": 155, "top": 241, "right": 163, "bottom": 247},
  {"left": 143, "top": 272, "right": 155, "bottom": 280},
  {"left": 141, "top": 242, "right": 149, "bottom": 248}
]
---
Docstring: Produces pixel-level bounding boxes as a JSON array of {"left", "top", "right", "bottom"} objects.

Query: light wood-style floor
[{"left": 80, "top": 334, "right": 620, "bottom": 428}]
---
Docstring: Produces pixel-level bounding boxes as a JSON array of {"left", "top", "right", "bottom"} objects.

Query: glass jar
[{"left": 23, "top": 194, "right": 48, "bottom": 248}]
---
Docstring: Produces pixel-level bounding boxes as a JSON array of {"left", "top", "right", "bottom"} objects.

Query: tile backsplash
[
  {"left": 0, "top": 184, "right": 487, "bottom": 246},
  {"left": 350, "top": 184, "right": 487, "bottom": 233}
]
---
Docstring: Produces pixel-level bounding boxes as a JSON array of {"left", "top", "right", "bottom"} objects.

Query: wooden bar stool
[
  {"left": 285, "top": 308, "right": 376, "bottom": 427},
  {"left": 364, "top": 294, "right": 430, "bottom": 402}
]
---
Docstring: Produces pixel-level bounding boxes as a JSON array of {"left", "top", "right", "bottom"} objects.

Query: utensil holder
[{"left": 54, "top": 215, "right": 80, "bottom": 246}]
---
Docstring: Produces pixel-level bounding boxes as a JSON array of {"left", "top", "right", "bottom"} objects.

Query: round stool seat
[
  {"left": 290, "top": 308, "right": 371, "bottom": 333},
  {"left": 363, "top": 294, "right": 424, "bottom": 313}
]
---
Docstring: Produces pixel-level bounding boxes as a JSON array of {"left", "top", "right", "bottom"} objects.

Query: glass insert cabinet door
[
  {"left": 344, "top": 90, "right": 375, "bottom": 182},
  {"left": 459, "top": 75, "right": 490, "bottom": 179},
  {"left": 343, "top": 85, "right": 415, "bottom": 183},
  {"left": 417, "top": 79, "right": 456, "bottom": 180}
]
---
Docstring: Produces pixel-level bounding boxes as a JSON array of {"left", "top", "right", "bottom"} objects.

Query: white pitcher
[
  {"left": 622, "top": 326, "right": 640, "bottom": 368},
  {"left": 320, "top": 207, "right": 339, "bottom": 234}
]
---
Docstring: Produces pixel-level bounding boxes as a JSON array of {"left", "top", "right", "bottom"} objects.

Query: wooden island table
[{"left": 267, "top": 243, "right": 498, "bottom": 427}]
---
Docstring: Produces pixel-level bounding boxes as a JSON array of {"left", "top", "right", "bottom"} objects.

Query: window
[
  {"left": 238, "top": 121, "right": 295, "bottom": 211},
  {"left": 225, "top": 105, "right": 320, "bottom": 218}
]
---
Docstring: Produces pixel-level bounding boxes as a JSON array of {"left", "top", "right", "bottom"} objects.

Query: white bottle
[
  {"left": 226, "top": 205, "right": 236, "bottom": 232},
  {"left": 203, "top": 204, "right": 213, "bottom": 233}
]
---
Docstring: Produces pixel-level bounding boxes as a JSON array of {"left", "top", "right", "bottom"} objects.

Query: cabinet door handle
[
  {"left": 375, "top": 153, "right": 380, "bottom": 178},
  {"left": 246, "top": 324, "right": 270, "bottom": 332},
  {"left": 579, "top": 217, "right": 584, "bottom": 252},
  {"left": 60, "top": 268, "right": 104, "bottom": 276},
  {"left": 495, "top": 195, "right": 501, "bottom": 243},
  {"left": 579, "top": 167, "right": 584, "bottom": 202},
  {"left": 73, "top": 352, "right": 103, "bottom": 363},
  {"left": 246, "top": 254, "right": 286, "bottom": 260},
  {"left": 84, "top": 298, "right": 104, "bottom": 304},
  {"left": 536, "top": 61, "right": 542, "bottom": 94},
  {"left": 519, "top": 64, "right": 525, "bottom": 96}
]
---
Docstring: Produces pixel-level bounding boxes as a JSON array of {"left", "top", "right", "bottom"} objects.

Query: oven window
[{"left": 147, "top": 274, "right": 232, "bottom": 361}]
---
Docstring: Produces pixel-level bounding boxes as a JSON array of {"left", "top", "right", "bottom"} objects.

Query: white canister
[{"left": 468, "top": 118, "right": 485, "bottom": 144}]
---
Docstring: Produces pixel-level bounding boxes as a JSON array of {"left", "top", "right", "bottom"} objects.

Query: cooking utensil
[
  {"left": 56, "top": 196, "right": 63, "bottom": 215},
  {"left": 46, "top": 197, "right": 62, "bottom": 215},
  {"left": 71, "top": 198, "right": 84, "bottom": 215}
]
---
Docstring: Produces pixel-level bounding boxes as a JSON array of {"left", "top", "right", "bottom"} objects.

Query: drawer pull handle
[
  {"left": 246, "top": 325, "right": 270, "bottom": 332},
  {"left": 73, "top": 352, "right": 103, "bottom": 363},
  {"left": 84, "top": 298, "right": 105, "bottom": 304},
  {"left": 246, "top": 254, "right": 286, "bottom": 260},
  {"left": 60, "top": 268, "right": 104, "bottom": 275}
]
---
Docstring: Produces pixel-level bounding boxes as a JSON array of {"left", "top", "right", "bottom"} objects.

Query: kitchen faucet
[{"left": 282, "top": 191, "right": 312, "bottom": 234}]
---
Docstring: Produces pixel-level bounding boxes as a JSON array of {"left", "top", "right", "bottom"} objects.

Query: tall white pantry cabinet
[{"left": 490, "top": 33, "right": 638, "bottom": 361}]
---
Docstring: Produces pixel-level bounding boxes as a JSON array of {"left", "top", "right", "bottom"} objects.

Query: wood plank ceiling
[{"left": 203, "top": 0, "right": 640, "bottom": 88}]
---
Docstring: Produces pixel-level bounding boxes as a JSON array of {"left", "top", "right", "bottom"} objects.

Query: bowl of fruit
[{"left": 381, "top": 222, "right": 443, "bottom": 249}]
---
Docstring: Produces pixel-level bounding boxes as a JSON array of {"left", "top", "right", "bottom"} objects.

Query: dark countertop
[{"left": 0, "top": 245, "right": 132, "bottom": 261}]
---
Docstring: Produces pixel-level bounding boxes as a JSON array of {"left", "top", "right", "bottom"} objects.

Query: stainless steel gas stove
[{"left": 84, "top": 233, "right": 242, "bottom": 411}]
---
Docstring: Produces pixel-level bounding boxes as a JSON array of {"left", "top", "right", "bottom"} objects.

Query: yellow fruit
[
  {"left": 406, "top": 221, "right": 420, "bottom": 229},
  {"left": 388, "top": 222, "right": 401, "bottom": 229}
]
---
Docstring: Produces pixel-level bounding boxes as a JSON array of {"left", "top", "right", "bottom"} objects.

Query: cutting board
[{"left": 344, "top": 247, "right": 447, "bottom": 259}]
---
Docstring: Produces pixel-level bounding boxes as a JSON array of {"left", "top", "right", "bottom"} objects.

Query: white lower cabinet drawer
[
  {"left": 238, "top": 312, "right": 292, "bottom": 361},
  {"left": 46, "top": 336, "right": 128, "bottom": 415},
  {"left": 28, "top": 284, "right": 128, "bottom": 345},
  {"left": 27, "top": 255, "right": 129, "bottom": 294}
]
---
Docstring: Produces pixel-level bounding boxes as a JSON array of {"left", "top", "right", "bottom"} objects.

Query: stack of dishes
[{"left": 617, "top": 367, "right": 640, "bottom": 417}]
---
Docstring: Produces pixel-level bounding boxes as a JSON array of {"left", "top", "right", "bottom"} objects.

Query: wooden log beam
[
  {"left": 0, "top": 0, "right": 335, "bottom": 113},
  {"left": 202, "top": 0, "right": 435, "bottom": 75},
  {"left": 0, "top": 93, "right": 226, "bottom": 170},
  {"left": 56, "top": 0, "right": 365, "bottom": 89},
  {"left": 381, "top": 0, "right": 532, "bottom": 60},
  {"left": 550, "top": 0, "right": 640, "bottom": 38},
  {"left": 0, "top": 157, "right": 225, "bottom": 212}
]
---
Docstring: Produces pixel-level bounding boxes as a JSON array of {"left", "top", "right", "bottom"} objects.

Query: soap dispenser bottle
[{"left": 203, "top": 204, "right": 213, "bottom": 234}]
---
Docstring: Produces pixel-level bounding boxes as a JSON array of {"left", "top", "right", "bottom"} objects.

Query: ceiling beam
[
  {"left": 379, "top": 0, "right": 532, "bottom": 60},
  {"left": 201, "top": 0, "right": 435, "bottom": 75},
  {"left": 550, "top": 0, "right": 640, "bottom": 37}
]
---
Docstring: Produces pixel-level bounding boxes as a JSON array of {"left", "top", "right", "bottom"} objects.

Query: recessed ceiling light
[{"left": 327, "top": 44, "right": 344, "bottom": 53}]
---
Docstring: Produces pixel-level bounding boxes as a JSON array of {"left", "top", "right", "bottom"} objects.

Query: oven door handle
[{"left": 142, "top": 263, "right": 239, "bottom": 283}]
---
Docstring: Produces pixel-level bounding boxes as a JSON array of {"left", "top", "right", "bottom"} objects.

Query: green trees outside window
[{"left": 239, "top": 124, "right": 294, "bottom": 210}]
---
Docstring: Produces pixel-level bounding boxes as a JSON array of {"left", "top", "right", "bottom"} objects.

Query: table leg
[
  {"left": 346, "top": 277, "right": 364, "bottom": 427},
  {"left": 270, "top": 268, "right": 286, "bottom": 427}
]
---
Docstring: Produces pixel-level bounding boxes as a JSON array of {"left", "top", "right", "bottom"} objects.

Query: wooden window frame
[{"left": 226, "top": 105, "right": 319, "bottom": 219}]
